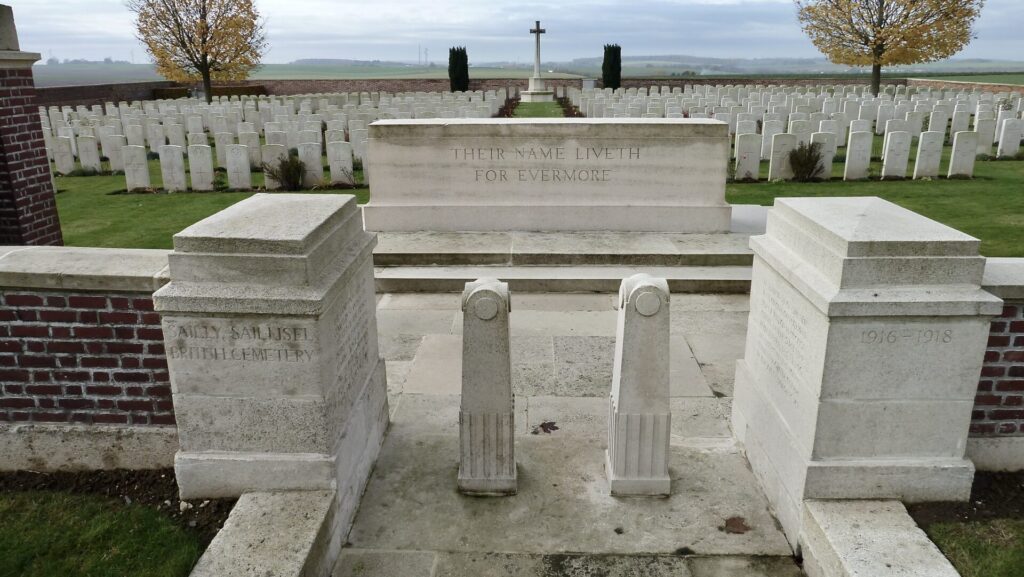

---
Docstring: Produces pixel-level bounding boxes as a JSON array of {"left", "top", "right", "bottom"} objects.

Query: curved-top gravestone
[{"left": 363, "top": 118, "right": 731, "bottom": 233}]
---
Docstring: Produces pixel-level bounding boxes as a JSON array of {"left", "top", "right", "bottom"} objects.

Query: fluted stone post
[
  {"left": 459, "top": 278, "right": 516, "bottom": 495},
  {"left": 606, "top": 274, "right": 672, "bottom": 496}
]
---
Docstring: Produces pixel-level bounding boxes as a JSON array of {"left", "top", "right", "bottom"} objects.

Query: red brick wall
[
  {"left": 0, "top": 67, "right": 62, "bottom": 245},
  {"left": 0, "top": 290, "right": 172, "bottom": 426},
  {"left": 907, "top": 78, "right": 1024, "bottom": 96},
  {"left": 33, "top": 80, "right": 176, "bottom": 108},
  {"left": 974, "top": 302, "right": 1024, "bottom": 436}
]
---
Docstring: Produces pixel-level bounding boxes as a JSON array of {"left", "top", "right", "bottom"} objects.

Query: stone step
[
  {"left": 334, "top": 549, "right": 805, "bottom": 577},
  {"left": 373, "top": 231, "right": 755, "bottom": 267},
  {"left": 374, "top": 265, "right": 752, "bottom": 293}
]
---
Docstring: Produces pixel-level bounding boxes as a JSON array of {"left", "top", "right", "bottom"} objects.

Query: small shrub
[
  {"left": 352, "top": 157, "right": 363, "bottom": 172},
  {"left": 63, "top": 167, "right": 100, "bottom": 177},
  {"left": 262, "top": 152, "right": 306, "bottom": 191},
  {"left": 146, "top": 151, "right": 160, "bottom": 160},
  {"left": 788, "top": 141, "right": 825, "bottom": 182}
]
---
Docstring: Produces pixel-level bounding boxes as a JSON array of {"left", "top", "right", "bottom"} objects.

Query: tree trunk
[
  {"left": 871, "top": 63, "right": 882, "bottom": 97},
  {"left": 201, "top": 68, "right": 213, "bottom": 104}
]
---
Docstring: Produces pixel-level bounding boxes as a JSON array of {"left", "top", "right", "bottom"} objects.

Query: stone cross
[{"left": 529, "top": 20, "right": 545, "bottom": 79}]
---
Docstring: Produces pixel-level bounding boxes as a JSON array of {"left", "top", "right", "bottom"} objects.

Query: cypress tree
[
  {"left": 448, "top": 46, "right": 469, "bottom": 92},
  {"left": 602, "top": 44, "right": 621, "bottom": 90}
]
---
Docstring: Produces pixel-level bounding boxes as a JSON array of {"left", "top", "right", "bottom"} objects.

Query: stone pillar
[
  {"left": 153, "top": 193, "right": 389, "bottom": 537},
  {"left": 732, "top": 197, "right": 1002, "bottom": 545},
  {"left": 458, "top": 278, "right": 516, "bottom": 496},
  {"left": 606, "top": 274, "right": 671, "bottom": 496},
  {"left": 0, "top": 4, "right": 62, "bottom": 245}
]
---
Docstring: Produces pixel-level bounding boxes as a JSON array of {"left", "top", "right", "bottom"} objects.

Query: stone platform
[
  {"left": 373, "top": 231, "right": 755, "bottom": 293},
  {"left": 332, "top": 292, "right": 804, "bottom": 576}
]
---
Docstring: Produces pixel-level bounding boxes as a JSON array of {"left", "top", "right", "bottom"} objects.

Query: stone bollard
[
  {"left": 606, "top": 274, "right": 671, "bottom": 496},
  {"left": 458, "top": 278, "right": 516, "bottom": 496}
]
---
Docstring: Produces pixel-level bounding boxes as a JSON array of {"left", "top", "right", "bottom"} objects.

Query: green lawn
[
  {"left": 0, "top": 491, "right": 200, "bottom": 577},
  {"left": 513, "top": 102, "right": 565, "bottom": 118},
  {"left": 54, "top": 137, "right": 1024, "bottom": 256},
  {"left": 926, "top": 519, "right": 1024, "bottom": 577}
]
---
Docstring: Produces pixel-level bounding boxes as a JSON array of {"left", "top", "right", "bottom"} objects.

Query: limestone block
[
  {"left": 159, "top": 144, "right": 187, "bottom": 192},
  {"left": 606, "top": 274, "right": 671, "bottom": 496},
  {"left": 225, "top": 144, "right": 252, "bottom": 190},
  {"left": 732, "top": 197, "right": 1001, "bottom": 546},
  {"left": 768, "top": 133, "right": 796, "bottom": 181},
  {"left": 458, "top": 278, "right": 516, "bottom": 495},
  {"left": 948, "top": 131, "right": 979, "bottom": 178},
  {"left": 912, "top": 131, "right": 943, "bottom": 180},
  {"left": 123, "top": 144, "right": 150, "bottom": 191},
  {"left": 188, "top": 144, "right": 215, "bottom": 191}
]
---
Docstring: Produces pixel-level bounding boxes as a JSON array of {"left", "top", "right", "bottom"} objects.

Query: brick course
[
  {"left": 0, "top": 66, "right": 63, "bottom": 245},
  {"left": 0, "top": 290, "right": 172, "bottom": 425},
  {"left": 973, "top": 302, "right": 1024, "bottom": 436}
]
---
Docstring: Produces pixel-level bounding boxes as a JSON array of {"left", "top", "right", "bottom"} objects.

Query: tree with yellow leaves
[
  {"left": 128, "top": 0, "right": 267, "bottom": 103},
  {"left": 795, "top": 0, "right": 985, "bottom": 96}
]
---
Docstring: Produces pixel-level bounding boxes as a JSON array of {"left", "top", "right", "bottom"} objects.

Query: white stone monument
[
  {"left": 364, "top": 119, "right": 731, "bottom": 233},
  {"left": 732, "top": 197, "right": 1002, "bottom": 543},
  {"left": 948, "top": 131, "right": 979, "bottom": 178},
  {"left": 188, "top": 144, "right": 215, "bottom": 191},
  {"left": 520, "top": 21, "right": 555, "bottom": 103},
  {"left": 123, "top": 144, "right": 150, "bottom": 191},
  {"left": 159, "top": 144, "right": 187, "bottom": 192},
  {"left": 458, "top": 278, "right": 516, "bottom": 496},
  {"left": 912, "top": 131, "right": 943, "bottom": 180},
  {"left": 225, "top": 144, "right": 251, "bottom": 190},
  {"left": 606, "top": 274, "right": 671, "bottom": 496}
]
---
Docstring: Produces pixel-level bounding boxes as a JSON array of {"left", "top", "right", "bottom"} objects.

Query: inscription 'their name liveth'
[{"left": 451, "top": 146, "right": 642, "bottom": 183}]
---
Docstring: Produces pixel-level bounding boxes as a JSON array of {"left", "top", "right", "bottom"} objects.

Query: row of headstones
[
  {"left": 94, "top": 140, "right": 358, "bottom": 192},
  {"left": 736, "top": 119, "right": 1024, "bottom": 181},
  {"left": 459, "top": 275, "right": 671, "bottom": 497},
  {"left": 747, "top": 129, "right": 985, "bottom": 182}
]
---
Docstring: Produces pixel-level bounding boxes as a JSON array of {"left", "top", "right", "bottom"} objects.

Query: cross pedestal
[{"left": 521, "top": 20, "right": 554, "bottom": 103}]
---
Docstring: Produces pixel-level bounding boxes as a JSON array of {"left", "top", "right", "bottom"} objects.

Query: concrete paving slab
[
  {"left": 673, "top": 294, "right": 751, "bottom": 312},
  {"left": 377, "top": 293, "right": 461, "bottom": 310},
  {"left": 403, "top": 335, "right": 461, "bottom": 394},
  {"left": 379, "top": 334, "right": 423, "bottom": 361},
  {"left": 333, "top": 549, "right": 436, "bottom": 577},
  {"left": 376, "top": 309, "right": 457, "bottom": 336},
  {"left": 386, "top": 361, "right": 411, "bottom": 395},
  {"left": 513, "top": 293, "right": 617, "bottom": 311},
  {"left": 552, "top": 335, "right": 615, "bottom": 396},
  {"left": 672, "top": 335, "right": 714, "bottom": 397},
  {"left": 349, "top": 394, "right": 791, "bottom": 556},
  {"left": 671, "top": 398, "right": 734, "bottom": 439},
  {"left": 434, "top": 552, "right": 694, "bottom": 576},
  {"left": 375, "top": 231, "right": 513, "bottom": 265},
  {"left": 688, "top": 556, "right": 804, "bottom": 577}
]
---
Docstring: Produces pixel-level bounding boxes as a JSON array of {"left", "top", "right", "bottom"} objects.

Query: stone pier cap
[
  {"left": 154, "top": 193, "right": 375, "bottom": 315},
  {"left": 755, "top": 197, "right": 1003, "bottom": 317}
]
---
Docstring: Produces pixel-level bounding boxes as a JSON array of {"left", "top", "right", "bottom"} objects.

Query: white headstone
[
  {"left": 810, "top": 132, "right": 836, "bottom": 180},
  {"left": 734, "top": 132, "right": 761, "bottom": 181},
  {"left": 123, "top": 145, "right": 151, "bottom": 191},
  {"left": 606, "top": 274, "right": 671, "bottom": 496},
  {"left": 327, "top": 141, "right": 355, "bottom": 186},
  {"left": 187, "top": 144, "right": 215, "bottom": 191},
  {"left": 912, "top": 131, "right": 943, "bottom": 179},
  {"left": 844, "top": 131, "right": 873, "bottom": 181},
  {"left": 238, "top": 131, "right": 262, "bottom": 168},
  {"left": 226, "top": 144, "right": 252, "bottom": 190},
  {"left": 214, "top": 132, "right": 233, "bottom": 168},
  {"left": 458, "top": 278, "right": 516, "bottom": 495},
  {"left": 77, "top": 135, "right": 102, "bottom": 172},
  {"left": 768, "top": 132, "right": 797, "bottom": 181},
  {"left": 948, "top": 131, "right": 979, "bottom": 178},
  {"left": 261, "top": 144, "right": 287, "bottom": 190},
  {"left": 974, "top": 118, "right": 996, "bottom": 156},
  {"left": 53, "top": 136, "right": 75, "bottom": 174},
  {"left": 881, "top": 131, "right": 910, "bottom": 179},
  {"left": 159, "top": 144, "right": 187, "bottom": 192},
  {"left": 761, "top": 120, "right": 783, "bottom": 160},
  {"left": 996, "top": 119, "right": 1022, "bottom": 158},
  {"left": 297, "top": 142, "right": 323, "bottom": 188}
]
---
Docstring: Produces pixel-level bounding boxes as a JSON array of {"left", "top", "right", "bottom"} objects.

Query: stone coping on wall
[
  {"left": 982, "top": 257, "right": 1024, "bottom": 299},
  {"left": 0, "top": 246, "right": 169, "bottom": 292}
]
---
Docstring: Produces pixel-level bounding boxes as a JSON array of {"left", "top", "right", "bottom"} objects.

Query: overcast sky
[{"left": 10, "top": 0, "right": 1021, "bottom": 64}]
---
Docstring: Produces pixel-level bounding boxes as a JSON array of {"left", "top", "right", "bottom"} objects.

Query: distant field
[
  {"left": 31, "top": 63, "right": 580, "bottom": 86},
  {"left": 927, "top": 74, "right": 1024, "bottom": 86}
]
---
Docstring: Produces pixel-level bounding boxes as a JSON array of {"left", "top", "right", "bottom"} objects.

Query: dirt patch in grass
[
  {"left": 908, "top": 471, "right": 1024, "bottom": 527},
  {"left": 0, "top": 468, "right": 234, "bottom": 547}
]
